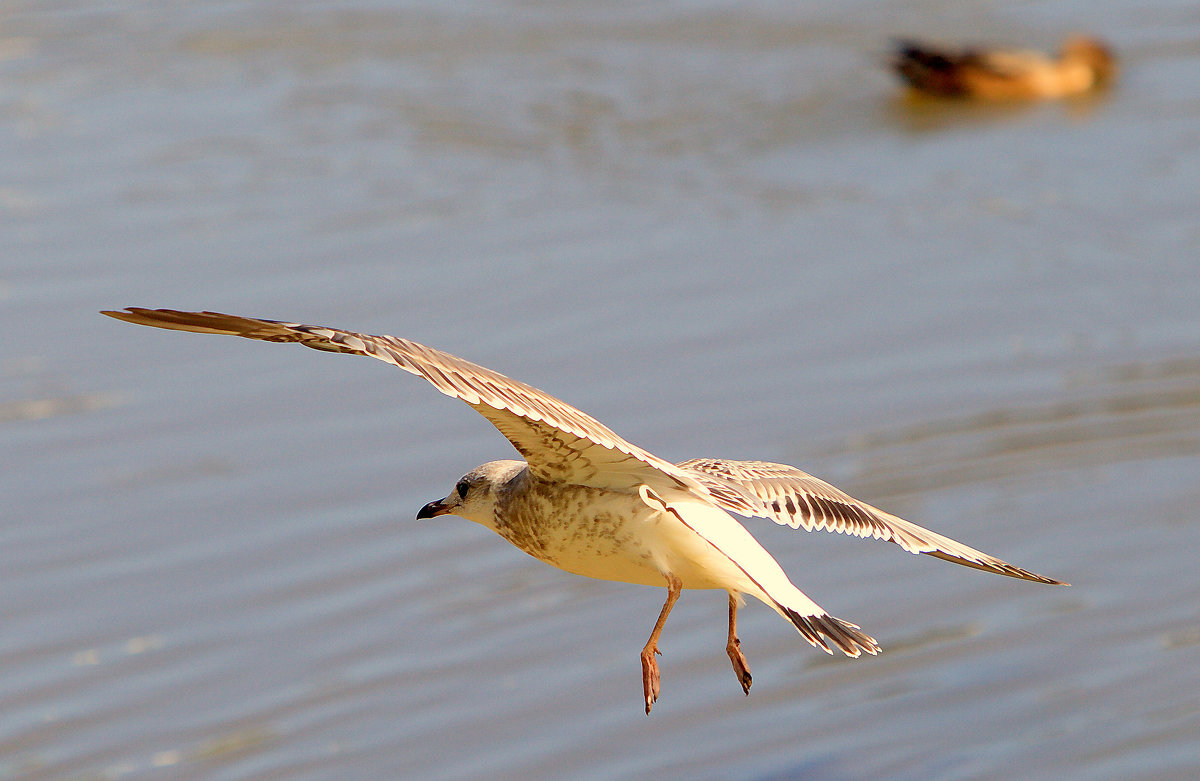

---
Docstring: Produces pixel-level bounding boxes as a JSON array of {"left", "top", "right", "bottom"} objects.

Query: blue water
[{"left": 3, "top": 2, "right": 1199, "bottom": 779}]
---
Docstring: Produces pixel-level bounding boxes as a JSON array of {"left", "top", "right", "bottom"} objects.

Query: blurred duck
[{"left": 892, "top": 36, "right": 1116, "bottom": 100}]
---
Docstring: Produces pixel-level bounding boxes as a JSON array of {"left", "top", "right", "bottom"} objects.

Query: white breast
[{"left": 496, "top": 480, "right": 792, "bottom": 600}]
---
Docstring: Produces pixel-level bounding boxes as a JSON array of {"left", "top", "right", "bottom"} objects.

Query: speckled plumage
[{"left": 103, "top": 307, "right": 1067, "bottom": 713}]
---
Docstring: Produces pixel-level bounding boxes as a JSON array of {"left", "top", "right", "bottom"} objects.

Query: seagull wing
[
  {"left": 676, "top": 458, "right": 1067, "bottom": 585},
  {"left": 101, "top": 308, "right": 752, "bottom": 506}
]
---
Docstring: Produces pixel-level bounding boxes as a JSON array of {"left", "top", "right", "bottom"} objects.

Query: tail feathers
[
  {"left": 891, "top": 41, "right": 968, "bottom": 95},
  {"left": 781, "top": 605, "right": 881, "bottom": 658}
]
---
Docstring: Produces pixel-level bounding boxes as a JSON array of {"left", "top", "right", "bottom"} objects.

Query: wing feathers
[
  {"left": 678, "top": 457, "right": 1066, "bottom": 586},
  {"left": 102, "top": 308, "right": 715, "bottom": 498},
  {"left": 104, "top": 309, "right": 1066, "bottom": 588}
]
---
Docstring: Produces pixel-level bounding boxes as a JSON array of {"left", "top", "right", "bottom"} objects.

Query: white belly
[{"left": 497, "top": 482, "right": 783, "bottom": 596}]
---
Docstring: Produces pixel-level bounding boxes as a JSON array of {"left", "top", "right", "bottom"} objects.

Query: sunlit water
[{"left": 3, "top": 1, "right": 1199, "bottom": 779}]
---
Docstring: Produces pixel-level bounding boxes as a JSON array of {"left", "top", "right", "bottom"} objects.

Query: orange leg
[
  {"left": 726, "top": 593, "right": 752, "bottom": 695},
  {"left": 640, "top": 573, "right": 682, "bottom": 715}
]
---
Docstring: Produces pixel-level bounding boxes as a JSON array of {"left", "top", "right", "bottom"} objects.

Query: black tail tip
[{"left": 782, "top": 606, "right": 881, "bottom": 658}]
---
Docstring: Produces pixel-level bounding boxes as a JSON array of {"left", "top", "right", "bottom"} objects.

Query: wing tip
[
  {"left": 923, "top": 551, "right": 1069, "bottom": 586},
  {"left": 1033, "top": 572, "right": 1070, "bottom": 586},
  {"left": 100, "top": 307, "right": 139, "bottom": 321},
  {"left": 998, "top": 561, "right": 1069, "bottom": 586},
  {"left": 101, "top": 307, "right": 201, "bottom": 326}
]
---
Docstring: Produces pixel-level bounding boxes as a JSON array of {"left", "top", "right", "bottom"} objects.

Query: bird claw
[
  {"left": 727, "top": 639, "right": 752, "bottom": 696},
  {"left": 641, "top": 646, "right": 662, "bottom": 714}
]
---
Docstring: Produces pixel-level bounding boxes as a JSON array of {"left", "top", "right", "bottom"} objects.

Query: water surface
[{"left": 3, "top": 1, "right": 1199, "bottom": 779}]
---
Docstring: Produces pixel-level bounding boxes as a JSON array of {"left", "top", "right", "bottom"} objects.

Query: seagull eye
[{"left": 456, "top": 480, "right": 469, "bottom": 499}]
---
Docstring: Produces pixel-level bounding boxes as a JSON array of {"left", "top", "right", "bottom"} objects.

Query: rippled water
[{"left": 4, "top": 1, "right": 1199, "bottom": 779}]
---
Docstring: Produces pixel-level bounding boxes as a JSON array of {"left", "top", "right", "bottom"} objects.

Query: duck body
[{"left": 893, "top": 36, "right": 1116, "bottom": 100}]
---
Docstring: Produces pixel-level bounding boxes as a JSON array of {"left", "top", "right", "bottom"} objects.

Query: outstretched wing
[
  {"left": 677, "top": 458, "right": 1067, "bottom": 585},
  {"left": 101, "top": 308, "right": 754, "bottom": 509}
]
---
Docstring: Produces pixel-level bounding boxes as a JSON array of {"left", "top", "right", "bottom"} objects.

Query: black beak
[{"left": 416, "top": 498, "right": 450, "bottom": 520}]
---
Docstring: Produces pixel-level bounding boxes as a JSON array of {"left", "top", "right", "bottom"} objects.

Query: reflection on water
[
  {"left": 0, "top": 393, "right": 119, "bottom": 424},
  {"left": 802, "top": 620, "right": 983, "bottom": 671},
  {"left": 886, "top": 87, "right": 1117, "bottom": 133},
  {"left": 825, "top": 354, "right": 1200, "bottom": 501}
]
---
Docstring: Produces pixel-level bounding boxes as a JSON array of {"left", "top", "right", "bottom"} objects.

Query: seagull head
[{"left": 416, "top": 459, "right": 526, "bottom": 527}]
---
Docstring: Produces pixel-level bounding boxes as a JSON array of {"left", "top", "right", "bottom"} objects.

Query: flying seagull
[{"left": 102, "top": 308, "right": 1067, "bottom": 714}]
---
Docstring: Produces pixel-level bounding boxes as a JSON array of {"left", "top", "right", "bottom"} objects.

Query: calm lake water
[{"left": 3, "top": 1, "right": 1199, "bottom": 779}]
